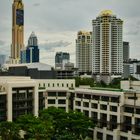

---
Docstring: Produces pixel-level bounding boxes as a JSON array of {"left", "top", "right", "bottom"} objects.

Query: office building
[
  {"left": 123, "top": 42, "right": 129, "bottom": 62},
  {"left": 11, "top": 0, "right": 24, "bottom": 64},
  {"left": 21, "top": 32, "right": 39, "bottom": 63},
  {"left": 123, "top": 59, "right": 140, "bottom": 79},
  {"left": 28, "top": 31, "right": 38, "bottom": 46},
  {"left": 0, "top": 55, "right": 6, "bottom": 67},
  {"left": 55, "top": 52, "right": 70, "bottom": 70},
  {"left": 92, "top": 10, "right": 123, "bottom": 83},
  {"left": 76, "top": 31, "right": 92, "bottom": 74}
]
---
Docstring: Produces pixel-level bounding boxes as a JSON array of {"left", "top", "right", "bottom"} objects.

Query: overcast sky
[{"left": 0, "top": 0, "right": 140, "bottom": 66}]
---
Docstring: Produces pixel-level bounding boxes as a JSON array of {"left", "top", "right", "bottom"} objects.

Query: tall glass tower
[{"left": 21, "top": 32, "right": 39, "bottom": 63}]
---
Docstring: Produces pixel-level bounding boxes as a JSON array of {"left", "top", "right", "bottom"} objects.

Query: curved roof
[{"left": 99, "top": 10, "right": 113, "bottom": 16}]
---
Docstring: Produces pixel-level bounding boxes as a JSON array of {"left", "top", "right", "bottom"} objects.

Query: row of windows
[
  {"left": 76, "top": 101, "right": 117, "bottom": 112},
  {"left": 76, "top": 94, "right": 120, "bottom": 103},
  {"left": 48, "top": 99, "right": 66, "bottom": 104},
  {"left": 39, "top": 83, "right": 74, "bottom": 88}
]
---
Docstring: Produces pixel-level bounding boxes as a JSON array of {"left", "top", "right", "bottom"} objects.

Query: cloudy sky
[{"left": 0, "top": 0, "right": 140, "bottom": 66}]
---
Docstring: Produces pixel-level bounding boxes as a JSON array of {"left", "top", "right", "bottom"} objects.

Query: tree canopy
[{"left": 0, "top": 107, "right": 95, "bottom": 140}]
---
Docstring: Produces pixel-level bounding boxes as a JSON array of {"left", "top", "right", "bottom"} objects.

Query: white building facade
[{"left": 92, "top": 10, "right": 123, "bottom": 82}]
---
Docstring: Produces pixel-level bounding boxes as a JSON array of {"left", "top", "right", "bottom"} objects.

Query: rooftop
[
  {"left": 3, "top": 63, "right": 52, "bottom": 71},
  {"left": 99, "top": 10, "right": 113, "bottom": 16}
]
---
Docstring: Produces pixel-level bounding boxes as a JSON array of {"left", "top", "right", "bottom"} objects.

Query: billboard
[{"left": 16, "top": 9, "right": 24, "bottom": 26}]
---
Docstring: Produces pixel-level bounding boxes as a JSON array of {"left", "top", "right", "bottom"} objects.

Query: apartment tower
[
  {"left": 76, "top": 31, "right": 92, "bottom": 74},
  {"left": 11, "top": 0, "right": 24, "bottom": 64},
  {"left": 92, "top": 10, "right": 123, "bottom": 82}
]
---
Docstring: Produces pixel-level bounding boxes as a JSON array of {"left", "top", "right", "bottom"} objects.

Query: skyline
[{"left": 0, "top": 0, "right": 140, "bottom": 66}]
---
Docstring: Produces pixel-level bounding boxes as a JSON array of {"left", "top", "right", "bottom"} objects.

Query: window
[
  {"left": 48, "top": 92, "right": 56, "bottom": 97},
  {"left": 124, "top": 107, "right": 134, "bottom": 113},
  {"left": 58, "top": 100, "right": 66, "bottom": 104},
  {"left": 136, "top": 108, "right": 140, "bottom": 114},
  {"left": 110, "top": 106, "right": 117, "bottom": 112},
  {"left": 120, "top": 136, "right": 127, "bottom": 140},
  {"left": 76, "top": 101, "right": 81, "bottom": 106},
  {"left": 91, "top": 112, "right": 98, "bottom": 120},
  {"left": 58, "top": 92, "right": 66, "bottom": 97},
  {"left": 97, "top": 132, "right": 103, "bottom": 140},
  {"left": 128, "top": 96, "right": 137, "bottom": 100},
  {"left": 83, "top": 110, "right": 89, "bottom": 117},
  {"left": 111, "top": 97, "right": 119, "bottom": 103},
  {"left": 91, "top": 103, "right": 98, "bottom": 109},
  {"left": 106, "top": 135, "right": 113, "bottom": 140},
  {"left": 84, "top": 94, "right": 91, "bottom": 99},
  {"left": 100, "top": 105, "right": 107, "bottom": 110},
  {"left": 83, "top": 102, "right": 89, "bottom": 107},
  {"left": 93, "top": 95, "right": 100, "bottom": 100},
  {"left": 48, "top": 99, "right": 55, "bottom": 104},
  {"left": 101, "top": 96, "right": 109, "bottom": 102},
  {"left": 77, "top": 94, "right": 83, "bottom": 98}
]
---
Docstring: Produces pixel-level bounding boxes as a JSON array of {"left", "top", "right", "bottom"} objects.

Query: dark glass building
[
  {"left": 55, "top": 52, "right": 70, "bottom": 69},
  {"left": 21, "top": 32, "right": 40, "bottom": 63}
]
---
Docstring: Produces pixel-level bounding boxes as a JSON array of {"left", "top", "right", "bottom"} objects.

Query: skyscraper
[
  {"left": 28, "top": 31, "right": 38, "bottom": 46},
  {"left": 92, "top": 10, "right": 123, "bottom": 82},
  {"left": 0, "top": 55, "right": 6, "bottom": 67},
  {"left": 11, "top": 0, "right": 24, "bottom": 64},
  {"left": 76, "top": 31, "right": 92, "bottom": 74},
  {"left": 55, "top": 52, "right": 70, "bottom": 69},
  {"left": 21, "top": 32, "right": 39, "bottom": 63},
  {"left": 123, "top": 41, "right": 129, "bottom": 62}
]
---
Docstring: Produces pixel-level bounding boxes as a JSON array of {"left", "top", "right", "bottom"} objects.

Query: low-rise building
[
  {"left": 0, "top": 77, "right": 38, "bottom": 122},
  {"left": 1, "top": 76, "right": 140, "bottom": 140}
]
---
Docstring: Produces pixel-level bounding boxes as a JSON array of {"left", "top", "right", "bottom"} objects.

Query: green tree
[
  {"left": 17, "top": 114, "right": 53, "bottom": 140},
  {"left": 0, "top": 121, "right": 21, "bottom": 140},
  {"left": 40, "top": 107, "right": 94, "bottom": 140},
  {"left": 75, "top": 77, "right": 95, "bottom": 87},
  {"left": 109, "top": 78, "right": 121, "bottom": 88}
]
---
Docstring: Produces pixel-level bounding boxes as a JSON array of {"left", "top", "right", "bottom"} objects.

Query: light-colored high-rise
[
  {"left": 92, "top": 10, "right": 123, "bottom": 79},
  {"left": 11, "top": 0, "right": 24, "bottom": 64},
  {"left": 76, "top": 31, "right": 92, "bottom": 74}
]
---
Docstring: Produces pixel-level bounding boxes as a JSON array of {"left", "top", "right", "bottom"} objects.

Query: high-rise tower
[
  {"left": 21, "top": 32, "right": 40, "bottom": 63},
  {"left": 76, "top": 31, "right": 92, "bottom": 74},
  {"left": 11, "top": 0, "right": 24, "bottom": 64},
  {"left": 92, "top": 10, "right": 123, "bottom": 83}
]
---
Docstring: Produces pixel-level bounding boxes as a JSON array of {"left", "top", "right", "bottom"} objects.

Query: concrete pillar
[
  {"left": 103, "top": 128, "right": 106, "bottom": 140},
  {"left": 89, "top": 100, "right": 91, "bottom": 117},
  {"left": 132, "top": 116, "right": 135, "bottom": 133},
  {"left": 93, "top": 128, "right": 97, "bottom": 140},
  {"left": 113, "top": 129, "right": 120, "bottom": 140},
  {"left": 7, "top": 85, "right": 12, "bottom": 121},
  {"left": 34, "top": 85, "right": 39, "bottom": 117}
]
